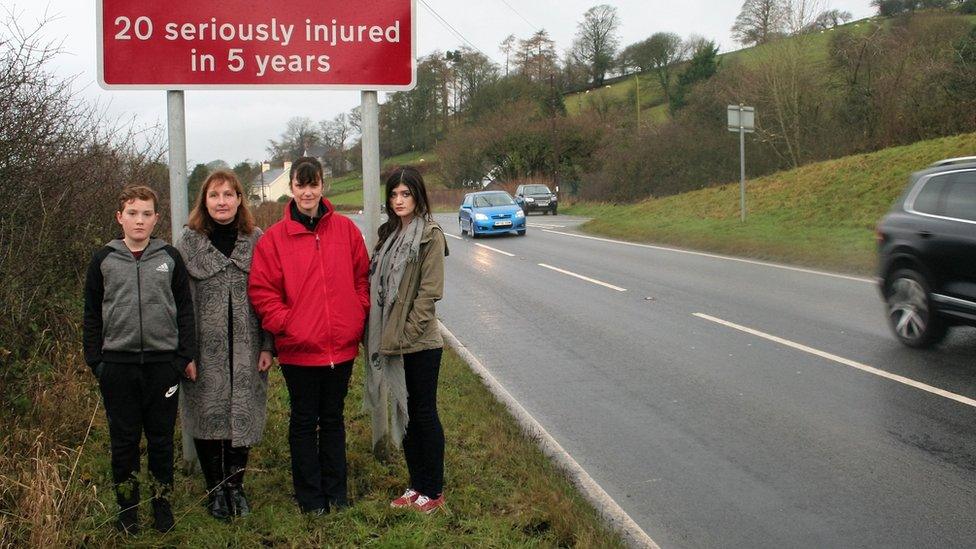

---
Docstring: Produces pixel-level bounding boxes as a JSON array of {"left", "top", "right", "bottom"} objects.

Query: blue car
[{"left": 459, "top": 191, "right": 526, "bottom": 237}]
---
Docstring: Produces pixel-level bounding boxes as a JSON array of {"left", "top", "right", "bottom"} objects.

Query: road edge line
[
  {"left": 542, "top": 229, "right": 874, "bottom": 284},
  {"left": 439, "top": 320, "right": 659, "bottom": 549}
]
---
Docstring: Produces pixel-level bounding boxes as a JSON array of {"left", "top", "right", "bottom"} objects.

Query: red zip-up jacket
[{"left": 248, "top": 199, "right": 369, "bottom": 367}]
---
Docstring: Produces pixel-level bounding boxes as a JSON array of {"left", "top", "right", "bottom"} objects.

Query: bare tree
[
  {"left": 731, "top": 0, "right": 787, "bottom": 46},
  {"left": 515, "top": 30, "right": 558, "bottom": 82},
  {"left": 319, "top": 113, "right": 353, "bottom": 175},
  {"left": 645, "top": 32, "right": 687, "bottom": 104},
  {"left": 806, "top": 9, "right": 853, "bottom": 32},
  {"left": 500, "top": 34, "right": 517, "bottom": 76},
  {"left": 266, "top": 116, "right": 320, "bottom": 162},
  {"left": 570, "top": 4, "right": 621, "bottom": 85}
]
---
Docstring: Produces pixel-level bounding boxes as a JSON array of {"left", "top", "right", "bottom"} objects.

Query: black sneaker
[{"left": 151, "top": 497, "right": 175, "bottom": 533}]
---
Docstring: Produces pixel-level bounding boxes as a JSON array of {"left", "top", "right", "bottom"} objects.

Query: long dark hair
[{"left": 375, "top": 166, "right": 432, "bottom": 252}]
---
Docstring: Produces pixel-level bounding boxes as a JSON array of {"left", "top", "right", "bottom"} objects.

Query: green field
[
  {"left": 326, "top": 151, "right": 443, "bottom": 208},
  {"left": 16, "top": 347, "right": 622, "bottom": 547},
  {"left": 564, "top": 132, "right": 976, "bottom": 274}
]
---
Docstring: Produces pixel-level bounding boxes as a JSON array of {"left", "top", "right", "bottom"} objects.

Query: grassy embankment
[
  {"left": 563, "top": 15, "right": 931, "bottom": 123},
  {"left": 563, "top": 132, "right": 976, "bottom": 275},
  {"left": 2, "top": 347, "right": 623, "bottom": 546},
  {"left": 327, "top": 151, "right": 443, "bottom": 209}
]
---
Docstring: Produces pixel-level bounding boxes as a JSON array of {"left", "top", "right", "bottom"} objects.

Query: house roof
[{"left": 252, "top": 168, "right": 286, "bottom": 189}]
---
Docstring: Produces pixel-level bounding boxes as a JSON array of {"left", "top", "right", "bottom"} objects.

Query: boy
[{"left": 83, "top": 185, "right": 196, "bottom": 534}]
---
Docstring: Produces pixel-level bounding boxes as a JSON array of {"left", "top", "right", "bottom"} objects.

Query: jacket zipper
[
  {"left": 136, "top": 254, "right": 144, "bottom": 364},
  {"left": 315, "top": 233, "right": 335, "bottom": 368}
]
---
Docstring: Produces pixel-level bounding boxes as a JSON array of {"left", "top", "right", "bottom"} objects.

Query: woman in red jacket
[{"left": 248, "top": 157, "right": 369, "bottom": 514}]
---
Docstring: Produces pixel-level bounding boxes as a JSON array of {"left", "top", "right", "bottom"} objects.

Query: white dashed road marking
[
  {"left": 694, "top": 313, "right": 976, "bottom": 409},
  {"left": 538, "top": 263, "right": 627, "bottom": 292}
]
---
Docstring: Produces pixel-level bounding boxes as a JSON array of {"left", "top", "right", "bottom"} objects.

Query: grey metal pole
[
  {"left": 739, "top": 126, "right": 746, "bottom": 223},
  {"left": 361, "top": 90, "right": 381, "bottom": 252},
  {"left": 167, "top": 90, "right": 189, "bottom": 240},
  {"left": 166, "top": 90, "right": 196, "bottom": 468}
]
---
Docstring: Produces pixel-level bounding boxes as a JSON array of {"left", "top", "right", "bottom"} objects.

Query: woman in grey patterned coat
[{"left": 177, "top": 170, "right": 273, "bottom": 521}]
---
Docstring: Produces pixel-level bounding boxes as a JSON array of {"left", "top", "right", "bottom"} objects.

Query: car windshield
[
  {"left": 474, "top": 193, "right": 515, "bottom": 207},
  {"left": 525, "top": 185, "right": 551, "bottom": 194}
]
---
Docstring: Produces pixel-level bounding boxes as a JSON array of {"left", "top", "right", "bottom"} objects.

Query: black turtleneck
[
  {"left": 290, "top": 200, "right": 326, "bottom": 232},
  {"left": 210, "top": 221, "right": 238, "bottom": 258}
]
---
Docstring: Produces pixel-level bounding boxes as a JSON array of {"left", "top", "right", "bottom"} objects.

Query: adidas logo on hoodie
[{"left": 156, "top": 262, "right": 170, "bottom": 273}]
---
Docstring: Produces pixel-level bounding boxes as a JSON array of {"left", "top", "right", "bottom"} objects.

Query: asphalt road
[{"left": 421, "top": 212, "right": 976, "bottom": 549}]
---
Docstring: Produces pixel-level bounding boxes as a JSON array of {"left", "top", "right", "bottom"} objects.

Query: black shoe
[
  {"left": 227, "top": 483, "right": 251, "bottom": 517},
  {"left": 115, "top": 507, "right": 139, "bottom": 535},
  {"left": 115, "top": 480, "right": 140, "bottom": 535},
  {"left": 151, "top": 497, "right": 175, "bottom": 533},
  {"left": 206, "top": 489, "right": 232, "bottom": 521}
]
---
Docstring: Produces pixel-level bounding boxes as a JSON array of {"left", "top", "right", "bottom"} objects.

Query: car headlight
[
  {"left": 525, "top": 197, "right": 535, "bottom": 202},
  {"left": 474, "top": 213, "right": 489, "bottom": 221},
  {"left": 514, "top": 209, "right": 525, "bottom": 218}
]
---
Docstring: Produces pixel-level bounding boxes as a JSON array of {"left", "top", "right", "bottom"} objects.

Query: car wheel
[
  {"left": 459, "top": 217, "right": 466, "bottom": 235},
  {"left": 470, "top": 221, "right": 479, "bottom": 239},
  {"left": 885, "top": 268, "right": 947, "bottom": 348},
  {"left": 517, "top": 229, "right": 526, "bottom": 236},
  {"left": 543, "top": 210, "right": 549, "bottom": 215}
]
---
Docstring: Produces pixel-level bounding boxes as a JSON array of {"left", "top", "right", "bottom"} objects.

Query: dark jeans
[
  {"left": 98, "top": 361, "right": 180, "bottom": 503},
  {"left": 281, "top": 361, "right": 353, "bottom": 512},
  {"left": 402, "top": 348, "right": 445, "bottom": 497}
]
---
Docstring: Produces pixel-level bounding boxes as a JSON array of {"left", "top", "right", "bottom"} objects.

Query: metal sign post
[
  {"left": 166, "top": 89, "right": 196, "bottom": 467},
  {"left": 361, "top": 91, "right": 381, "bottom": 252},
  {"left": 727, "top": 104, "right": 755, "bottom": 222}
]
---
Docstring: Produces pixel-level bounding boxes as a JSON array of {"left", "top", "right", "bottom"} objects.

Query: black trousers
[
  {"left": 98, "top": 361, "right": 181, "bottom": 500},
  {"left": 281, "top": 361, "right": 353, "bottom": 512},
  {"left": 402, "top": 347, "right": 445, "bottom": 497}
]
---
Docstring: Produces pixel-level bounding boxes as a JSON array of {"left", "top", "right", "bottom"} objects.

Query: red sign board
[{"left": 98, "top": 0, "right": 415, "bottom": 90}]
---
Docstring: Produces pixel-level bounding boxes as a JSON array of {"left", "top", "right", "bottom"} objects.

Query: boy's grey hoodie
[{"left": 83, "top": 238, "right": 196, "bottom": 374}]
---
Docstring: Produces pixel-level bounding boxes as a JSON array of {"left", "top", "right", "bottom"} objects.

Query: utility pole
[
  {"left": 635, "top": 73, "right": 641, "bottom": 129},
  {"left": 550, "top": 73, "right": 561, "bottom": 193}
]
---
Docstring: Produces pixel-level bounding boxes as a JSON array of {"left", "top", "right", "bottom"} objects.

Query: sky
[{"left": 6, "top": 0, "right": 876, "bottom": 166}]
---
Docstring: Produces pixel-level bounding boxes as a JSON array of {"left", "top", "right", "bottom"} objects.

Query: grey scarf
[{"left": 363, "top": 218, "right": 425, "bottom": 456}]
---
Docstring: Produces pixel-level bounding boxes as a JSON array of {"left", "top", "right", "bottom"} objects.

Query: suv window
[
  {"left": 943, "top": 171, "right": 976, "bottom": 222},
  {"left": 912, "top": 175, "right": 949, "bottom": 216}
]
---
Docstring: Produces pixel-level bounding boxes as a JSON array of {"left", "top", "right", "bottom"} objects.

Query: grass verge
[
  {"left": 1, "top": 345, "right": 623, "bottom": 547},
  {"left": 564, "top": 131, "right": 976, "bottom": 275}
]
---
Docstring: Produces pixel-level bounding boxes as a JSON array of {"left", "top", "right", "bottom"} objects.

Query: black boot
[
  {"left": 225, "top": 444, "right": 251, "bottom": 517},
  {"left": 194, "top": 439, "right": 231, "bottom": 522},
  {"left": 151, "top": 491, "right": 175, "bottom": 533},
  {"left": 114, "top": 478, "right": 140, "bottom": 535}
]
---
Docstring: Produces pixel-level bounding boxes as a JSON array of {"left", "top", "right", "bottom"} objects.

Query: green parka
[{"left": 378, "top": 220, "right": 447, "bottom": 355}]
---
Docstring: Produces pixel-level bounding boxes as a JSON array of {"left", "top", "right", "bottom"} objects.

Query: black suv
[
  {"left": 514, "top": 184, "right": 558, "bottom": 215},
  {"left": 877, "top": 157, "right": 976, "bottom": 348}
]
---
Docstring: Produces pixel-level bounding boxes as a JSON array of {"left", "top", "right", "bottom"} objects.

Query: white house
[{"left": 251, "top": 161, "right": 291, "bottom": 203}]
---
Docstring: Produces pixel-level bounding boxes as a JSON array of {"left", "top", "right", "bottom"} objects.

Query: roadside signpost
[
  {"left": 727, "top": 104, "right": 754, "bottom": 222},
  {"left": 99, "top": 0, "right": 417, "bottom": 463}
]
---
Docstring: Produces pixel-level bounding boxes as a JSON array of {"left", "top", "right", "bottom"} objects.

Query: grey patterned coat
[{"left": 177, "top": 227, "right": 273, "bottom": 447}]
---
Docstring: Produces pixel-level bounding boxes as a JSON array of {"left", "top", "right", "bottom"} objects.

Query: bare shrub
[{"left": 0, "top": 12, "right": 165, "bottom": 546}]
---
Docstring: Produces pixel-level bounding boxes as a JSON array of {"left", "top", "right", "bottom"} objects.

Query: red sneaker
[
  {"left": 413, "top": 493, "right": 445, "bottom": 514},
  {"left": 390, "top": 488, "right": 420, "bottom": 508}
]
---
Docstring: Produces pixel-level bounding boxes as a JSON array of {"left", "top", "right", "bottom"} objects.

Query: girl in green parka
[{"left": 364, "top": 167, "right": 448, "bottom": 514}]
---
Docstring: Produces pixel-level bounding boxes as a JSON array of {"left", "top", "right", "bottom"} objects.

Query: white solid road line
[
  {"left": 439, "top": 321, "right": 660, "bottom": 549},
  {"left": 694, "top": 313, "right": 976, "bottom": 409},
  {"left": 475, "top": 243, "right": 516, "bottom": 257},
  {"left": 538, "top": 263, "right": 627, "bottom": 292},
  {"left": 543, "top": 229, "right": 875, "bottom": 284},
  {"left": 445, "top": 233, "right": 462, "bottom": 240},
  {"left": 528, "top": 223, "right": 566, "bottom": 228}
]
